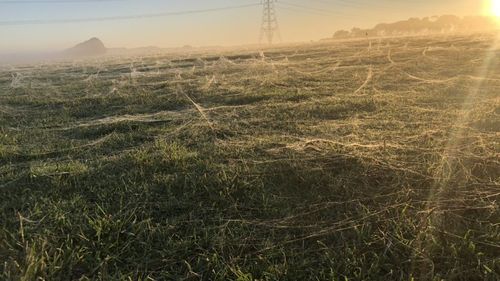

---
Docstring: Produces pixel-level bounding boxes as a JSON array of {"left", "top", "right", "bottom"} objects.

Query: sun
[{"left": 492, "top": 0, "right": 500, "bottom": 17}]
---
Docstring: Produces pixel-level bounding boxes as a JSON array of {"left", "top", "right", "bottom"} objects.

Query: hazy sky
[{"left": 0, "top": 0, "right": 491, "bottom": 53}]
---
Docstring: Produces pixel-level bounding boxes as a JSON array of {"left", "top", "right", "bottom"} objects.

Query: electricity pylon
[{"left": 259, "top": 0, "right": 280, "bottom": 45}]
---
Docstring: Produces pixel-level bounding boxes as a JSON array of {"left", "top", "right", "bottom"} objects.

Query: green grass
[{"left": 0, "top": 33, "right": 499, "bottom": 280}]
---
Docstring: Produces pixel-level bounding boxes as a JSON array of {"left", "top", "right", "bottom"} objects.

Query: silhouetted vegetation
[{"left": 331, "top": 15, "right": 499, "bottom": 38}]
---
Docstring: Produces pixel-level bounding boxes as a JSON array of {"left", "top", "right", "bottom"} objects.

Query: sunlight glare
[{"left": 492, "top": 0, "right": 500, "bottom": 17}]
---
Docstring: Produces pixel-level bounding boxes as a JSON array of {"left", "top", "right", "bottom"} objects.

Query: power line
[
  {"left": 279, "top": 1, "right": 350, "bottom": 16},
  {"left": 0, "top": 0, "right": 125, "bottom": 3},
  {"left": 0, "top": 3, "right": 261, "bottom": 26},
  {"left": 277, "top": 5, "right": 332, "bottom": 17},
  {"left": 260, "top": 0, "right": 280, "bottom": 45}
]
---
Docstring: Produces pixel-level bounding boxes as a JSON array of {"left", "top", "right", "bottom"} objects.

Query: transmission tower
[{"left": 259, "top": 0, "right": 280, "bottom": 45}]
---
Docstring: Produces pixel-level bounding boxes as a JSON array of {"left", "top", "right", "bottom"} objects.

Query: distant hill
[
  {"left": 328, "top": 15, "right": 500, "bottom": 39},
  {"left": 64, "top": 37, "right": 107, "bottom": 57}
]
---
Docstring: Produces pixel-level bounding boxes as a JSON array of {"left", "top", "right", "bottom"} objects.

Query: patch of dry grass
[{"left": 0, "top": 33, "right": 499, "bottom": 280}]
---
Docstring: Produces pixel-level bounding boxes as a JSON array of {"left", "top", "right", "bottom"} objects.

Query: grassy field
[{"left": 0, "top": 33, "right": 499, "bottom": 280}]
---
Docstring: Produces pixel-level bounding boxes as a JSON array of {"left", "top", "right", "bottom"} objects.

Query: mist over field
[
  {"left": 2, "top": 14, "right": 500, "bottom": 66},
  {"left": 330, "top": 15, "right": 500, "bottom": 38},
  {"left": 1, "top": 1, "right": 499, "bottom": 280}
]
